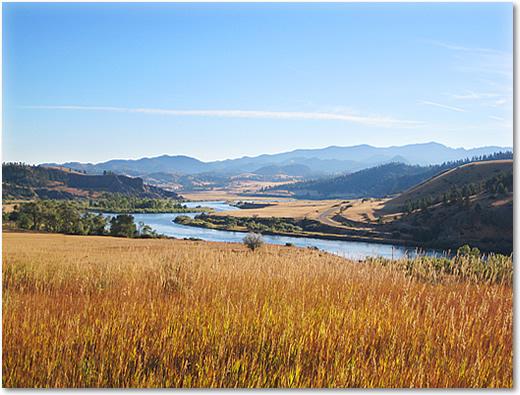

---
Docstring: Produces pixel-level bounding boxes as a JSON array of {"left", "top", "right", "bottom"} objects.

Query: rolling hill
[
  {"left": 45, "top": 155, "right": 208, "bottom": 177},
  {"left": 376, "top": 160, "right": 513, "bottom": 253},
  {"left": 252, "top": 164, "right": 314, "bottom": 177},
  {"left": 266, "top": 162, "right": 440, "bottom": 199},
  {"left": 382, "top": 160, "right": 514, "bottom": 213},
  {"left": 265, "top": 152, "right": 513, "bottom": 200},
  {"left": 2, "top": 163, "right": 180, "bottom": 200}
]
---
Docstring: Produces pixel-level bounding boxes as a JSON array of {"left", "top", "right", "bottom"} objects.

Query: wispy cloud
[
  {"left": 21, "top": 105, "right": 423, "bottom": 128},
  {"left": 426, "top": 39, "right": 505, "bottom": 55},
  {"left": 490, "top": 98, "right": 508, "bottom": 107},
  {"left": 426, "top": 39, "right": 512, "bottom": 78},
  {"left": 447, "top": 90, "right": 510, "bottom": 110},
  {"left": 418, "top": 100, "right": 466, "bottom": 113},
  {"left": 488, "top": 115, "right": 505, "bottom": 121},
  {"left": 449, "top": 90, "right": 501, "bottom": 100}
]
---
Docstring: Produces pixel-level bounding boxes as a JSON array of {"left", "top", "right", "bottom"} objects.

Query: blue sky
[{"left": 3, "top": 2, "right": 513, "bottom": 164}]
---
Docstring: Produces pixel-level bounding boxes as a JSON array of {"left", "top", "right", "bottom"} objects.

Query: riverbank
[
  {"left": 173, "top": 214, "right": 445, "bottom": 253},
  {"left": 89, "top": 206, "right": 214, "bottom": 214}
]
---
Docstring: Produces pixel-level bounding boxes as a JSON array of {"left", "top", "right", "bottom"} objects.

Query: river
[{"left": 105, "top": 201, "right": 444, "bottom": 260}]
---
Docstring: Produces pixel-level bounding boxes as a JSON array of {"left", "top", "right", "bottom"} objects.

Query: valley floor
[
  {"left": 182, "top": 198, "right": 421, "bottom": 249},
  {"left": 195, "top": 194, "right": 512, "bottom": 254},
  {"left": 2, "top": 232, "right": 512, "bottom": 388}
]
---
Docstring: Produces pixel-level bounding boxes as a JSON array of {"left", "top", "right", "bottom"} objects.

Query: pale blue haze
[{"left": 3, "top": 3, "right": 513, "bottom": 164}]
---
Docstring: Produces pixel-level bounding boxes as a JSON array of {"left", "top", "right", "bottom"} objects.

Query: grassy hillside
[
  {"left": 373, "top": 160, "right": 513, "bottom": 253},
  {"left": 265, "top": 152, "right": 512, "bottom": 199},
  {"left": 383, "top": 160, "right": 513, "bottom": 212},
  {"left": 2, "top": 163, "right": 179, "bottom": 200},
  {"left": 3, "top": 233, "right": 512, "bottom": 388}
]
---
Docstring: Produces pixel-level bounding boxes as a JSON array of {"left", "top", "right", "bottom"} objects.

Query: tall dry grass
[{"left": 2, "top": 232, "right": 512, "bottom": 388}]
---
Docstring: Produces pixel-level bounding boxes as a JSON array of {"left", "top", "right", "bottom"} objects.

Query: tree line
[
  {"left": 4, "top": 200, "right": 160, "bottom": 238},
  {"left": 88, "top": 194, "right": 210, "bottom": 213},
  {"left": 175, "top": 214, "right": 304, "bottom": 234}
]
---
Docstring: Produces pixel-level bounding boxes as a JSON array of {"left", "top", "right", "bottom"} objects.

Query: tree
[
  {"left": 58, "top": 203, "right": 84, "bottom": 234},
  {"left": 442, "top": 193, "right": 448, "bottom": 206},
  {"left": 226, "top": 217, "right": 238, "bottom": 230},
  {"left": 110, "top": 214, "right": 136, "bottom": 238},
  {"left": 243, "top": 232, "right": 264, "bottom": 251},
  {"left": 16, "top": 212, "right": 32, "bottom": 229},
  {"left": 89, "top": 213, "right": 108, "bottom": 235},
  {"left": 457, "top": 244, "right": 481, "bottom": 257},
  {"left": 137, "top": 221, "right": 154, "bottom": 237}
]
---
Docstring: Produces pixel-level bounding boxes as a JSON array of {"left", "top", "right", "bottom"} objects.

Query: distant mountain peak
[{"left": 42, "top": 142, "right": 512, "bottom": 178}]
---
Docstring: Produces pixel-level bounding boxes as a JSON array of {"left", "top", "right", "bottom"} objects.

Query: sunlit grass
[{"left": 2, "top": 232, "right": 512, "bottom": 388}]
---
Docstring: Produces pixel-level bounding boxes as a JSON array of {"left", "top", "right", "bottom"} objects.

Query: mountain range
[
  {"left": 43, "top": 142, "right": 512, "bottom": 179},
  {"left": 264, "top": 150, "right": 513, "bottom": 199}
]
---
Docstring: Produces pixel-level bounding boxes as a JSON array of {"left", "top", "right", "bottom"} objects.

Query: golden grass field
[
  {"left": 181, "top": 180, "right": 296, "bottom": 201},
  {"left": 216, "top": 199, "right": 343, "bottom": 220},
  {"left": 2, "top": 232, "right": 512, "bottom": 388}
]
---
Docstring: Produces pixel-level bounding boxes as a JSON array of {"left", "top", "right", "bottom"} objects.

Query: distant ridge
[
  {"left": 264, "top": 151, "right": 514, "bottom": 199},
  {"left": 42, "top": 142, "right": 512, "bottom": 178}
]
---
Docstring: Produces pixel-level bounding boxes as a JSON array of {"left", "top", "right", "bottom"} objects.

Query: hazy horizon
[
  {"left": 27, "top": 141, "right": 511, "bottom": 166},
  {"left": 3, "top": 3, "right": 512, "bottom": 164}
]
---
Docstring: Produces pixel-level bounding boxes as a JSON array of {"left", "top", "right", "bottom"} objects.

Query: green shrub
[{"left": 243, "top": 233, "right": 264, "bottom": 251}]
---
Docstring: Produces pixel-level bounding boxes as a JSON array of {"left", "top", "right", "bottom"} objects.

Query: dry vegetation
[
  {"left": 381, "top": 160, "right": 513, "bottom": 214},
  {"left": 3, "top": 232, "right": 512, "bottom": 388},
  {"left": 216, "top": 199, "right": 343, "bottom": 220},
  {"left": 181, "top": 180, "right": 297, "bottom": 201},
  {"left": 181, "top": 191, "right": 288, "bottom": 202},
  {"left": 327, "top": 198, "right": 388, "bottom": 224}
]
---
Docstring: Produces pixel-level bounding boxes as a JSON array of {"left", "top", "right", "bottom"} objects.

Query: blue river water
[{"left": 104, "top": 201, "right": 445, "bottom": 260}]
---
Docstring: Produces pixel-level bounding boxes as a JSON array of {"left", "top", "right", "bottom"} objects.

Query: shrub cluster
[
  {"left": 367, "top": 245, "right": 512, "bottom": 285},
  {"left": 175, "top": 214, "right": 303, "bottom": 234}
]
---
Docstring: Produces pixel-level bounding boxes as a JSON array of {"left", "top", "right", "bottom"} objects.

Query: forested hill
[
  {"left": 3, "top": 163, "right": 180, "bottom": 200},
  {"left": 266, "top": 151, "right": 513, "bottom": 199},
  {"left": 380, "top": 160, "right": 513, "bottom": 254}
]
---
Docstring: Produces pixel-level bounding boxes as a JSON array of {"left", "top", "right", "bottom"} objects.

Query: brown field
[
  {"left": 2, "top": 201, "right": 27, "bottom": 213},
  {"left": 182, "top": 180, "right": 297, "bottom": 201},
  {"left": 182, "top": 190, "right": 290, "bottom": 202},
  {"left": 333, "top": 198, "right": 388, "bottom": 224},
  {"left": 227, "top": 179, "right": 298, "bottom": 192},
  {"left": 181, "top": 190, "right": 246, "bottom": 201},
  {"left": 216, "top": 199, "right": 343, "bottom": 220},
  {"left": 2, "top": 232, "right": 512, "bottom": 388}
]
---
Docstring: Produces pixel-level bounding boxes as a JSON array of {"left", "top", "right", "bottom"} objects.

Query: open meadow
[
  {"left": 215, "top": 199, "right": 344, "bottom": 220},
  {"left": 2, "top": 232, "right": 512, "bottom": 388}
]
